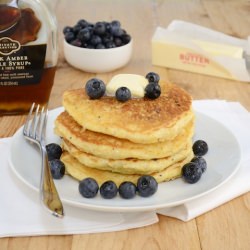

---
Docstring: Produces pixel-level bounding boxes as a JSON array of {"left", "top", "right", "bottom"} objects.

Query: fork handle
[{"left": 40, "top": 145, "right": 64, "bottom": 217}]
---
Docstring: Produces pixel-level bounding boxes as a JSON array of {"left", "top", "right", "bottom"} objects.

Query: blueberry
[
  {"left": 79, "top": 178, "right": 99, "bottom": 198},
  {"left": 86, "top": 25, "right": 94, "bottom": 34},
  {"left": 192, "top": 140, "right": 208, "bottom": 156},
  {"left": 72, "top": 24, "right": 82, "bottom": 34},
  {"left": 137, "top": 175, "right": 158, "bottom": 197},
  {"left": 182, "top": 162, "right": 202, "bottom": 184},
  {"left": 121, "top": 34, "right": 131, "bottom": 44},
  {"left": 49, "top": 159, "right": 65, "bottom": 179},
  {"left": 145, "top": 83, "right": 161, "bottom": 99},
  {"left": 85, "top": 78, "right": 106, "bottom": 99},
  {"left": 146, "top": 72, "right": 160, "bottom": 84},
  {"left": 86, "top": 44, "right": 95, "bottom": 49},
  {"left": 96, "top": 43, "right": 106, "bottom": 49},
  {"left": 102, "top": 33, "right": 114, "bottom": 44},
  {"left": 64, "top": 31, "right": 75, "bottom": 43},
  {"left": 100, "top": 181, "right": 118, "bottom": 199},
  {"left": 112, "top": 28, "right": 125, "bottom": 37},
  {"left": 111, "top": 20, "right": 121, "bottom": 28},
  {"left": 106, "top": 41, "right": 116, "bottom": 48},
  {"left": 77, "top": 19, "right": 89, "bottom": 29},
  {"left": 119, "top": 181, "right": 137, "bottom": 199},
  {"left": 63, "top": 26, "right": 73, "bottom": 34},
  {"left": 114, "top": 37, "right": 123, "bottom": 47},
  {"left": 110, "top": 24, "right": 120, "bottom": 36},
  {"left": 105, "top": 22, "right": 112, "bottom": 33},
  {"left": 70, "top": 39, "right": 82, "bottom": 47},
  {"left": 77, "top": 28, "right": 91, "bottom": 42},
  {"left": 46, "top": 143, "right": 62, "bottom": 161},
  {"left": 94, "top": 21, "right": 106, "bottom": 35},
  {"left": 90, "top": 35, "right": 102, "bottom": 46},
  {"left": 191, "top": 156, "right": 207, "bottom": 173},
  {"left": 115, "top": 87, "right": 131, "bottom": 102}
]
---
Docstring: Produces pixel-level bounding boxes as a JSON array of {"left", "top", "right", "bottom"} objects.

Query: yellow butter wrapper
[{"left": 152, "top": 24, "right": 250, "bottom": 82}]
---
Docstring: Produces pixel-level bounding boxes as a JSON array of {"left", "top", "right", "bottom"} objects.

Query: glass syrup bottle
[{"left": 0, "top": 0, "right": 58, "bottom": 115}]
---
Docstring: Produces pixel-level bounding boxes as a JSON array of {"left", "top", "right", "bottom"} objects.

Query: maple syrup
[
  {"left": 0, "top": 0, "right": 58, "bottom": 115},
  {"left": 0, "top": 5, "right": 21, "bottom": 32}
]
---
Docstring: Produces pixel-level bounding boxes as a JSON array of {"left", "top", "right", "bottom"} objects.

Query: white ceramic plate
[{"left": 9, "top": 107, "right": 241, "bottom": 212}]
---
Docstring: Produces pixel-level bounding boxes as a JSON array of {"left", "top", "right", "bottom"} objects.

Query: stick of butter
[
  {"left": 192, "top": 39, "right": 243, "bottom": 58},
  {"left": 106, "top": 74, "right": 148, "bottom": 97},
  {"left": 152, "top": 21, "right": 250, "bottom": 82}
]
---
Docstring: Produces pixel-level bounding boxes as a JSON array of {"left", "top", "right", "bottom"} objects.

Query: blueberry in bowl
[{"left": 63, "top": 19, "right": 133, "bottom": 73}]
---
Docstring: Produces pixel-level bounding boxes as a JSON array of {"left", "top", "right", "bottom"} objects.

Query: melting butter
[{"left": 106, "top": 74, "right": 148, "bottom": 97}]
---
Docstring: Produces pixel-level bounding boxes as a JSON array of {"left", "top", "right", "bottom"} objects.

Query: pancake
[
  {"left": 62, "top": 82, "right": 193, "bottom": 144},
  {"left": 55, "top": 111, "right": 194, "bottom": 160},
  {"left": 62, "top": 139, "right": 193, "bottom": 175},
  {"left": 61, "top": 151, "right": 194, "bottom": 186}
]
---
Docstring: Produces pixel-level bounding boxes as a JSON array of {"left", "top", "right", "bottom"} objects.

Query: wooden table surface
[{"left": 1, "top": 0, "right": 250, "bottom": 249}]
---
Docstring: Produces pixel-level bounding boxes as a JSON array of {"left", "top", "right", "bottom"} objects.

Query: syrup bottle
[{"left": 0, "top": 0, "right": 58, "bottom": 115}]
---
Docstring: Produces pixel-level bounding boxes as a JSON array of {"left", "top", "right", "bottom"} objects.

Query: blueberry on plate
[
  {"left": 85, "top": 78, "right": 106, "bottom": 99},
  {"left": 182, "top": 162, "right": 203, "bottom": 184},
  {"left": 191, "top": 156, "right": 207, "bottom": 173},
  {"left": 49, "top": 159, "right": 65, "bottom": 179},
  {"left": 137, "top": 175, "right": 158, "bottom": 197},
  {"left": 192, "top": 140, "right": 208, "bottom": 156},
  {"left": 46, "top": 143, "right": 63, "bottom": 161},
  {"left": 115, "top": 87, "right": 131, "bottom": 102},
  {"left": 145, "top": 83, "right": 161, "bottom": 99},
  {"left": 79, "top": 177, "right": 99, "bottom": 198},
  {"left": 145, "top": 72, "right": 160, "bottom": 84},
  {"left": 100, "top": 181, "right": 118, "bottom": 199},
  {"left": 119, "top": 181, "right": 137, "bottom": 199}
]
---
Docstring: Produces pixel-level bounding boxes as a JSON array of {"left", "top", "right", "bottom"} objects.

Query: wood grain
[{"left": 1, "top": 0, "right": 249, "bottom": 249}]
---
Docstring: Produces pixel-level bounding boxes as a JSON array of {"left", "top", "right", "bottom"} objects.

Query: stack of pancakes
[{"left": 55, "top": 82, "right": 195, "bottom": 186}]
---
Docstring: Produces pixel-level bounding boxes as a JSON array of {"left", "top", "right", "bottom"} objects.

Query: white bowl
[{"left": 63, "top": 39, "right": 133, "bottom": 73}]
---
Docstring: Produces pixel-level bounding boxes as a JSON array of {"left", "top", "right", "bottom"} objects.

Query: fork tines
[{"left": 23, "top": 103, "right": 48, "bottom": 142}]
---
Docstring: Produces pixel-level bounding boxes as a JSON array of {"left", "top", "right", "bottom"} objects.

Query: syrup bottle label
[{"left": 0, "top": 37, "right": 46, "bottom": 86}]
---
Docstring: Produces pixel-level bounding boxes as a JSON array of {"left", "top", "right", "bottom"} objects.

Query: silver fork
[{"left": 23, "top": 103, "right": 64, "bottom": 218}]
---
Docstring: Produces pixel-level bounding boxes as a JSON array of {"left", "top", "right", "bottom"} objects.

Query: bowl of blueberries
[{"left": 63, "top": 19, "right": 133, "bottom": 73}]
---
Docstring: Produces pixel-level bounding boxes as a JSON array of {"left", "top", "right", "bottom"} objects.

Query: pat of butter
[{"left": 106, "top": 74, "right": 148, "bottom": 97}]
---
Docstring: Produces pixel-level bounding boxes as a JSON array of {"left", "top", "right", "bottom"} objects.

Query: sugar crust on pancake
[
  {"left": 61, "top": 152, "right": 194, "bottom": 186},
  {"left": 62, "top": 139, "right": 193, "bottom": 175},
  {"left": 55, "top": 111, "right": 194, "bottom": 160},
  {"left": 62, "top": 82, "right": 193, "bottom": 144}
]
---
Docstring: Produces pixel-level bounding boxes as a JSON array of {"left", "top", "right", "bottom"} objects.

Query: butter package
[{"left": 152, "top": 20, "right": 250, "bottom": 82}]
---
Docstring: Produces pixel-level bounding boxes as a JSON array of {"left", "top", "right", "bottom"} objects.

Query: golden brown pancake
[
  {"left": 61, "top": 152, "right": 194, "bottom": 186},
  {"left": 55, "top": 111, "right": 194, "bottom": 160},
  {"left": 62, "top": 82, "right": 193, "bottom": 144},
  {"left": 62, "top": 139, "right": 193, "bottom": 175}
]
